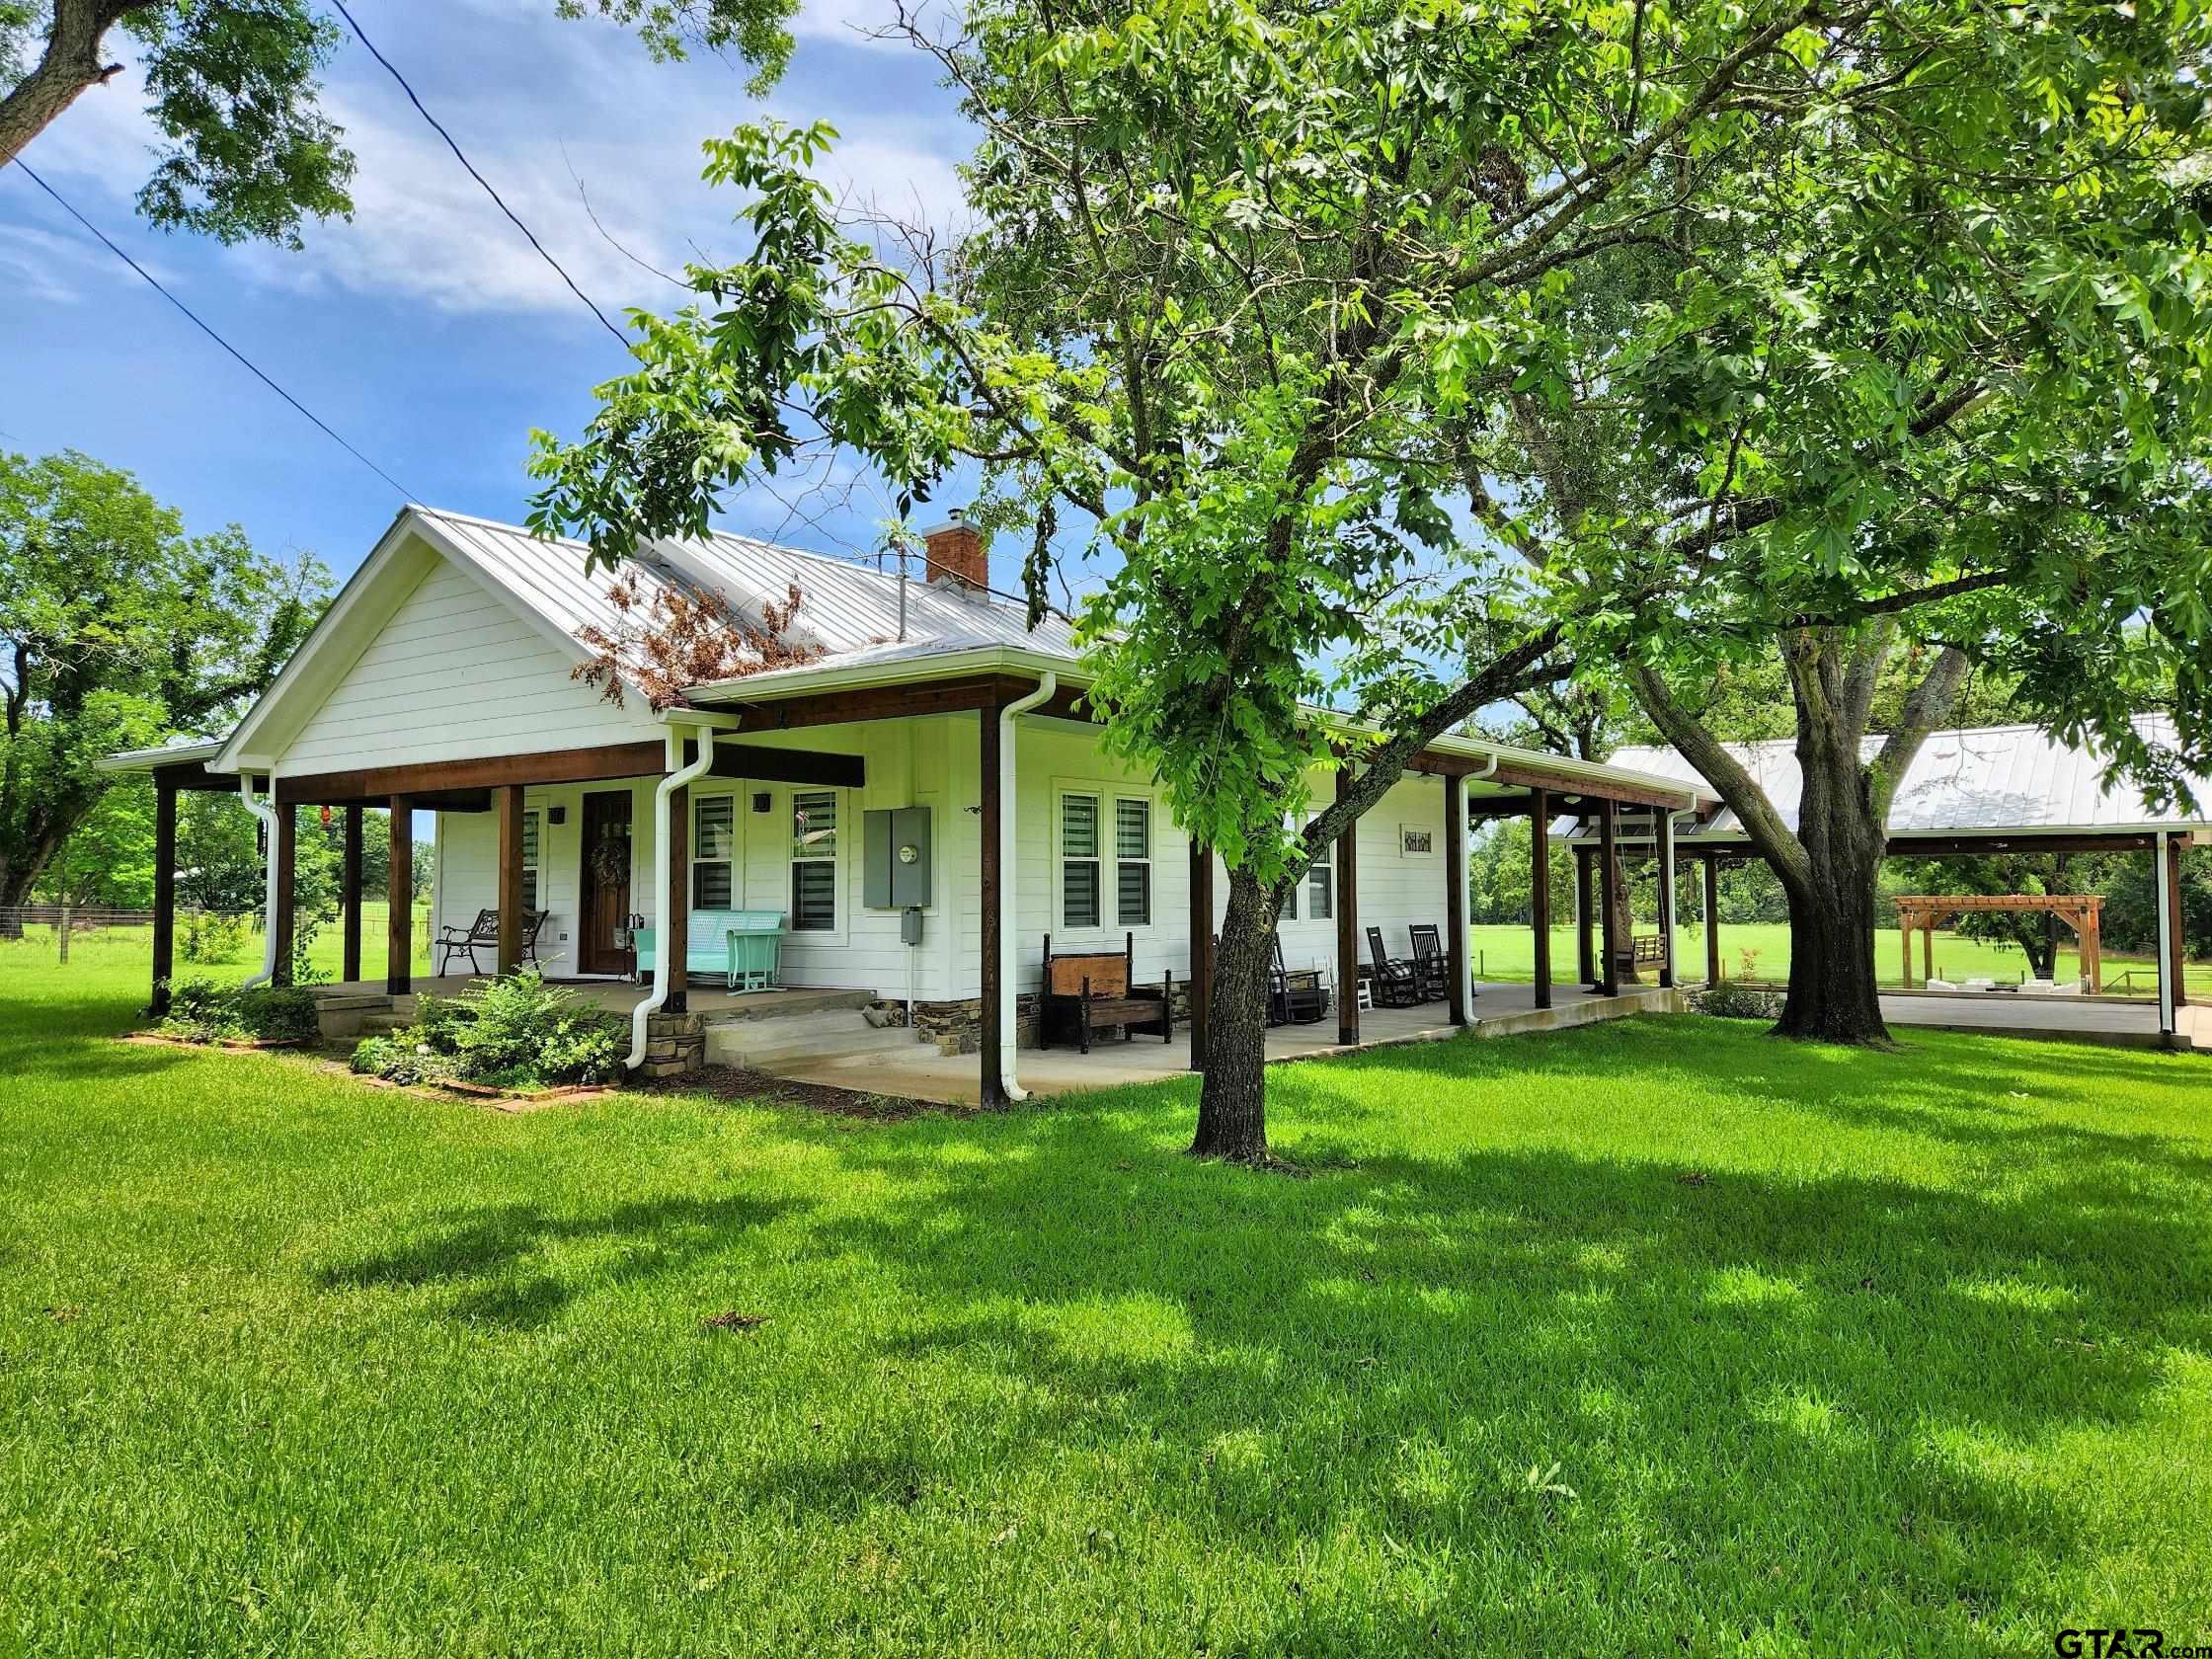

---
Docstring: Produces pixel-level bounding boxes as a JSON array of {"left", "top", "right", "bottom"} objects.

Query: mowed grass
[
  {"left": 1462, "top": 920, "right": 2203, "bottom": 994},
  {"left": 5, "top": 947, "right": 2212, "bottom": 1654}
]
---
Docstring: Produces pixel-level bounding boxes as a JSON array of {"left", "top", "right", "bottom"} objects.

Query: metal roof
[
  {"left": 95, "top": 737, "right": 227, "bottom": 774},
  {"left": 1563, "top": 717, "right": 2212, "bottom": 841},
  {"left": 412, "top": 507, "right": 1083, "bottom": 675}
]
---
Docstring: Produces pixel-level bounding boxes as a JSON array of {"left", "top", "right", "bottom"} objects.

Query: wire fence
[{"left": 0, "top": 906, "right": 436, "bottom": 973}]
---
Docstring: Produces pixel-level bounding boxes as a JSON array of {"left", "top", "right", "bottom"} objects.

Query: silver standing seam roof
[
  {"left": 1562, "top": 717, "right": 2212, "bottom": 842},
  {"left": 412, "top": 507, "right": 1086, "bottom": 672}
]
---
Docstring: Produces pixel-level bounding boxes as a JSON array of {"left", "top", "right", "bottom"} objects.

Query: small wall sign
[{"left": 1400, "top": 825, "right": 1433, "bottom": 857}]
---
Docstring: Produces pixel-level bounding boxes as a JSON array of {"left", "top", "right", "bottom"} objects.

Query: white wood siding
[
  {"left": 430, "top": 710, "right": 1459, "bottom": 1007},
  {"left": 278, "top": 556, "right": 656, "bottom": 777}
]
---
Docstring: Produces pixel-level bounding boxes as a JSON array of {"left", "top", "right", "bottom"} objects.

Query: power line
[
  {"left": 11, "top": 159, "right": 416, "bottom": 501},
  {"left": 329, "top": 0, "right": 629, "bottom": 348}
]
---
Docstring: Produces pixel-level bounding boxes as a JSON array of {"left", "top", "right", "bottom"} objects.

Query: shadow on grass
[
  {"left": 743, "top": 1024, "right": 2212, "bottom": 1639},
  {"left": 317, "top": 1193, "right": 799, "bottom": 1329}
]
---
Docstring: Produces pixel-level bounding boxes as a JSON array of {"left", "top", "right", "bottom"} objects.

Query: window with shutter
[
  {"left": 1061, "top": 793, "right": 1101, "bottom": 928},
  {"left": 692, "top": 795, "right": 736, "bottom": 908},
  {"left": 790, "top": 791, "right": 837, "bottom": 930},
  {"left": 1115, "top": 797, "right": 1150, "bottom": 926},
  {"left": 520, "top": 811, "right": 541, "bottom": 912}
]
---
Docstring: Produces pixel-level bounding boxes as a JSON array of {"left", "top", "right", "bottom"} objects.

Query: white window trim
[{"left": 1053, "top": 778, "right": 1159, "bottom": 937}]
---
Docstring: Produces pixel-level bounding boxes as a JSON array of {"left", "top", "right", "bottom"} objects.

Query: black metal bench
[{"left": 435, "top": 907, "right": 550, "bottom": 977}]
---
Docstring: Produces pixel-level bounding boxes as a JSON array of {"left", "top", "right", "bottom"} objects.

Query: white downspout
[
  {"left": 998, "top": 672, "right": 1058, "bottom": 1101},
  {"left": 1457, "top": 752, "right": 1497, "bottom": 1013},
  {"left": 2157, "top": 830, "right": 2176, "bottom": 1038},
  {"left": 627, "top": 721, "right": 716, "bottom": 1070},
  {"left": 239, "top": 774, "right": 280, "bottom": 988}
]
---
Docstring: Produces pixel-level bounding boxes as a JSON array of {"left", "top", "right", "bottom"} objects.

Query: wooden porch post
[
  {"left": 1447, "top": 775, "right": 1470, "bottom": 1026},
  {"left": 1335, "top": 763, "right": 1360, "bottom": 1047},
  {"left": 272, "top": 802, "right": 297, "bottom": 988},
  {"left": 341, "top": 804, "right": 362, "bottom": 985},
  {"left": 1597, "top": 799, "right": 1620, "bottom": 997},
  {"left": 1575, "top": 841, "right": 1597, "bottom": 988},
  {"left": 1899, "top": 911, "right": 1914, "bottom": 990},
  {"left": 1922, "top": 923, "right": 1935, "bottom": 983},
  {"left": 387, "top": 795, "right": 412, "bottom": 994},
  {"left": 1655, "top": 810, "right": 1677, "bottom": 989},
  {"left": 1187, "top": 835, "right": 1213, "bottom": 1071},
  {"left": 151, "top": 781, "right": 177, "bottom": 1014},
  {"left": 2085, "top": 902, "right": 2103, "bottom": 992},
  {"left": 1529, "top": 787, "right": 1552, "bottom": 1011},
  {"left": 980, "top": 706, "right": 1004, "bottom": 1107},
  {"left": 665, "top": 782, "right": 689, "bottom": 1014},
  {"left": 497, "top": 783, "right": 525, "bottom": 976},
  {"left": 1701, "top": 850, "right": 1721, "bottom": 985}
]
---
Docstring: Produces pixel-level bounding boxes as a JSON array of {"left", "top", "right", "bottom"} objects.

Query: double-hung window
[
  {"left": 790, "top": 791, "right": 838, "bottom": 931},
  {"left": 1061, "top": 794, "right": 1102, "bottom": 928},
  {"left": 1305, "top": 857, "right": 1332, "bottom": 920},
  {"left": 1114, "top": 798, "right": 1151, "bottom": 926},
  {"left": 1061, "top": 792, "right": 1152, "bottom": 928},
  {"left": 692, "top": 795, "right": 736, "bottom": 908}
]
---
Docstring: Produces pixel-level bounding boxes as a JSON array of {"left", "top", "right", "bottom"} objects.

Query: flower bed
[{"left": 351, "top": 969, "right": 625, "bottom": 1092}]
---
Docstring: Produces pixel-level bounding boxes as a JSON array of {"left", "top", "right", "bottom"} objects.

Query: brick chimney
[{"left": 922, "top": 510, "right": 987, "bottom": 593}]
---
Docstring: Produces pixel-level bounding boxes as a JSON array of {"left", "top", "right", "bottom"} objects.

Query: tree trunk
[
  {"left": 1191, "top": 868, "right": 1280, "bottom": 1163},
  {"left": 1771, "top": 636, "right": 1895, "bottom": 1043},
  {"left": 1774, "top": 774, "right": 1890, "bottom": 1042},
  {"left": 0, "top": 865, "right": 35, "bottom": 939},
  {"left": 0, "top": 2, "right": 125, "bottom": 173},
  {"left": 1608, "top": 847, "right": 1640, "bottom": 984}
]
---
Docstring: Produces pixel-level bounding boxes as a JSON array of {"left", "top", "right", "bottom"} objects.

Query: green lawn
[
  {"left": 1464, "top": 919, "right": 2209, "bottom": 995},
  {"left": 5, "top": 949, "right": 2212, "bottom": 1654}
]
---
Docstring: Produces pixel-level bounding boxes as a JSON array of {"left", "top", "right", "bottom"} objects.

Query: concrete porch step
[
  {"left": 695, "top": 988, "right": 875, "bottom": 1026},
  {"left": 703, "top": 1012, "right": 919, "bottom": 1070}
]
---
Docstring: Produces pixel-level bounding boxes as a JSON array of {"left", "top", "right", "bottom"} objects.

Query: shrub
[
  {"left": 181, "top": 911, "right": 248, "bottom": 965},
  {"left": 155, "top": 979, "right": 321, "bottom": 1044},
  {"left": 1695, "top": 981, "right": 1785, "bottom": 1021},
  {"left": 349, "top": 969, "right": 625, "bottom": 1090}
]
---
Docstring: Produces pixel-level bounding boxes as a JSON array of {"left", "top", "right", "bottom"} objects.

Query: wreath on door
[{"left": 590, "top": 835, "right": 630, "bottom": 888}]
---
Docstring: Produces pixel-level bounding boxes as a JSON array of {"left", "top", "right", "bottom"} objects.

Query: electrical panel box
[
  {"left": 900, "top": 907, "right": 924, "bottom": 946},
  {"left": 863, "top": 806, "right": 931, "bottom": 909}
]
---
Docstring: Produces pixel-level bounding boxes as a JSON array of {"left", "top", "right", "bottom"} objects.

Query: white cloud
[{"left": 4, "top": 1, "right": 974, "bottom": 324}]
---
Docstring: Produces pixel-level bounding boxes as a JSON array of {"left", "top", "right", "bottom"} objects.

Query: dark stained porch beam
[{"left": 278, "top": 739, "right": 866, "bottom": 805}]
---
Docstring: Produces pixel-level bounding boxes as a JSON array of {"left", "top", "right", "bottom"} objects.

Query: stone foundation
[
  {"left": 909, "top": 994, "right": 1043, "bottom": 1056},
  {"left": 642, "top": 1010, "right": 706, "bottom": 1077}
]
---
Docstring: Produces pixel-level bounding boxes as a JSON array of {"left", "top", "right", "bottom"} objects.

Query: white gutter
[
  {"left": 997, "top": 672, "right": 1058, "bottom": 1101},
  {"left": 238, "top": 774, "right": 280, "bottom": 988},
  {"left": 627, "top": 722, "right": 717, "bottom": 1070}
]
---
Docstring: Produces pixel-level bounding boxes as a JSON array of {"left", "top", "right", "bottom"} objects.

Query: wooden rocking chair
[{"left": 1365, "top": 926, "right": 1423, "bottom": 1008}]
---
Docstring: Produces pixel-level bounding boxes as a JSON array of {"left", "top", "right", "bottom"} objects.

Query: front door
[{"left": 579, "top": 790, "right": 634, "bottom": 975}]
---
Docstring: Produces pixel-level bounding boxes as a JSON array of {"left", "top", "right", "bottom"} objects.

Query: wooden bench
[
  {"left": 1608, "top": 933, "right": 1668, "bottom": 976},
  {"left": 1041, "top": 932, "right": 1174, "bottom": 1053}
]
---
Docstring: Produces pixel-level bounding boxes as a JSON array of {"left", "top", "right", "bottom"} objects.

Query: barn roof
[{"left": 1562, "top": 718, "right": 2212, "bottom": 842}]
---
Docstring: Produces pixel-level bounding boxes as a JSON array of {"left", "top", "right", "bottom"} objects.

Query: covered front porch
[{"left": 762, "top": 981, "right": 1686, "bottom": 1107}]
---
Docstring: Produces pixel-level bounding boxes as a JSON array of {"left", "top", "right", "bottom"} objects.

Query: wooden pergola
[{"left": 1894, "top": 893, "right": 2102, "bottom": 990}]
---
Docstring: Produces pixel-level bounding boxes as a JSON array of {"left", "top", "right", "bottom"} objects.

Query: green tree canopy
[
  {"left": 0, "top": 0, "right": 797, "bottom": 246},
  {"left": 0, "top": 448, "right": 326, "bottom": 931}
]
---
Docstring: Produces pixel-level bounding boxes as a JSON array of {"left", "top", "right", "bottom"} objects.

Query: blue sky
[{"left": 2, "top": 0, "right": 969, "bottom": 586}]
